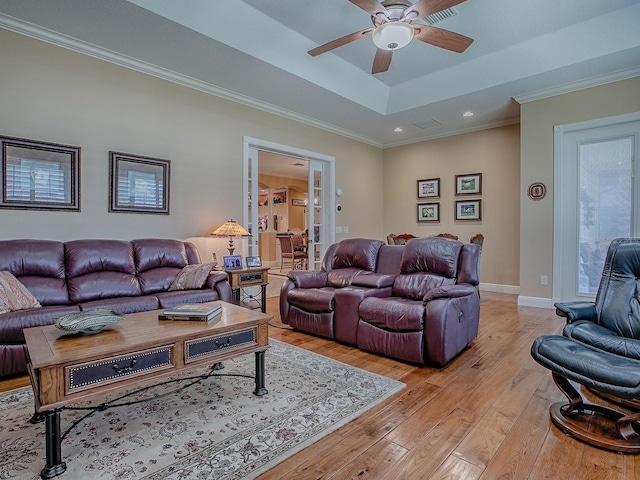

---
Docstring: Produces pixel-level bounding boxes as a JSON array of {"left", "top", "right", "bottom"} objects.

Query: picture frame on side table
[
  {"left": 109, "top": 151, "right": 170, "bottom": 214},
  {"left": 223, "top": 255, "right": 243, "bottom": 270},
  {"left": 0, "top": 136, "right": 80, "bottom": 211},
  {"left": 417, "top": 202, "right": 440, "bottom": 222},
  {"left": 417, "top": 178, "right": 440, "bottom": 198},
  {"left": 455, "top": 200, "right": 481, "bottom": 221},
  {"left": 455, "top": 173, "right": 482, "bottom": 195},
  {"left": 246, "top": 256, "right": 262, "bottom": 268}
]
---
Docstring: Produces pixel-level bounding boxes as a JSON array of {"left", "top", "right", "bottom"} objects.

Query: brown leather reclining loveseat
[
  {"left": 280, "top": 237, "right": 481, "bottom": 366},
  {"left": 0, "top": 238, "right": 232, "bottom": 378}
]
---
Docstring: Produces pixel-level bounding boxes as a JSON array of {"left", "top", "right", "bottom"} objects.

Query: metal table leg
[
  {"left": 253, "top": 350, "right": 268, "bottom": 396},
  {"left": 41, "top": 409, "right": 66, "bottom": 479}
]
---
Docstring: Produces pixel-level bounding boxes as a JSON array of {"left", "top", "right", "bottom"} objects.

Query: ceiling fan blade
[
  {"left": 308, "top": 27, "right": 374, "bottom": 56},
  {"left": 349, "top": 0, "right": 388, "bottom": 17},
  {"left": 405, "top": 0, "right": 467, "bottom": 19},
  {"left": 413, "top": 25, "right": 473, "bottom": 53},
  {"left": 372, "top": 48, "right": 392, "bottom": 74}
]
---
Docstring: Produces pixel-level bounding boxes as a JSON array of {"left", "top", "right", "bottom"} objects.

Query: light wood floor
[{"left": 3, "top": 292, "right": 638, "bottom": 479}]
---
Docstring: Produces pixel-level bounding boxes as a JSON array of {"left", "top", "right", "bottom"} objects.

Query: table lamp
[{"left": 211, "top": 219, "right": 250, "bottom": 255}]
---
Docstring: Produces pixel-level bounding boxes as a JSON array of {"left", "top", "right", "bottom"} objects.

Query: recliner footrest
[{"left": 531, "top": 335, "right": 640, "bottom": 399}]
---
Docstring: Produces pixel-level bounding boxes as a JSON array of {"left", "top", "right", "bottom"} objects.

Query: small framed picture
[
  {"left": 223, "top": 255, "right": 243, "bottom": 270},
  {"left": 109, "top": 151, "right": 170, "bottom": 214},
  {"left": 246, "top": 256, "right": 262, "bottom": 268},
  {"left": 455, "top": 200, "right": 481, "bottom": 221},
  {"left": 417, "top": 202, "right": 440, "bottom": 222},
  {"left": 417, "top": 178, "right": 440, "bottom": 198},
  {"left": 455, "top": 173, "right": 482, "bottom": 196}
]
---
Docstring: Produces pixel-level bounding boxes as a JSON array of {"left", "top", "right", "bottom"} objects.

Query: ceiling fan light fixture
[{"left": 372, "top": 22, "right": 414, "bottom": 51}]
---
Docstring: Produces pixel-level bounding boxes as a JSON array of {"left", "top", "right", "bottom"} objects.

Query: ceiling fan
[{"left": 308, "top": 0, "right": 474, "bottom": 74}]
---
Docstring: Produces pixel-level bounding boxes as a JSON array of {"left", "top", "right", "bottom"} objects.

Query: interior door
[
  {"left": 554, "top": 114, "right": 640, "bottom": 302},
  {"left": 243, "top": 137, "right": 335, "bottom": 271},
  {"left": 243, "top": 144, "right": 259, "bottom": 257},
  {"left": 308, "top": 160, "right": 325, "bottom": 270}
]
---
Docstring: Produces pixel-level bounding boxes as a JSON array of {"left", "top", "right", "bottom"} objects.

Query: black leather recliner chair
[{"left": 531, "top": 238, "right": 640, "bottom": 453}]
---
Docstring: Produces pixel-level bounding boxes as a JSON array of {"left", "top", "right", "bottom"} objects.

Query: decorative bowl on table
[{"left": 53, "top": 309, "right": 125, "bottom": 334}]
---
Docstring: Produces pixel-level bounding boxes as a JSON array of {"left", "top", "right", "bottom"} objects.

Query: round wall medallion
[{"left": 528, "top": 182, "right": 547, "bottom": 201}]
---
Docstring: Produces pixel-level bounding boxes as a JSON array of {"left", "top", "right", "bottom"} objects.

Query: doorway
[
  {"left": 243, "top": 137, "right": 335, "bottom": 271},
  {"left": 553, "top": 112, "right": 640, "bottom": 302}
]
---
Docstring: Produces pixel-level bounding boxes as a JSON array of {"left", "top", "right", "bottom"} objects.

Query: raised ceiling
[{"left": 0, "top": 0, "right": 639, "bottom": 147}]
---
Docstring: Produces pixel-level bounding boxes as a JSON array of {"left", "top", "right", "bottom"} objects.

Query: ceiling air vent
[
  {"left": 413, "top": 119, "right": 442, "bottom": 129},
  {"left": 423, "top": 7, "right": 458, "bottom": 26}
]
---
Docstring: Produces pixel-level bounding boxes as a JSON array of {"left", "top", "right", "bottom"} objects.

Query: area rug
[{"left": 0, "top": 339, "right": 404, "bottom": 479}]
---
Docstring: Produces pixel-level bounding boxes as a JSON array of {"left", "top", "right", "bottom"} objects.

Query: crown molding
[
  {"left": 513, "top": 66, "right": 640, "bottom": 104},
  {"left": 0, "top": 14, "right": 383, "bottom": 148},
  {"left": 383, "top": 116, "right": 521, "bottom": 148}
]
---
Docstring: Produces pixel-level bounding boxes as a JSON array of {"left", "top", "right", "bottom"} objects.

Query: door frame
[
  {"left": 552, "top": 111, "right": 640, "bottom": 303},
  {"left": 242, "top": 136, "right": 335, "bottom": 266}
]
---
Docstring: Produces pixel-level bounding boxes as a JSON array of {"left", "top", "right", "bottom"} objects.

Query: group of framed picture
[
  {"left": 0, "top": 135, "right": 171, "bottom": 215},
  {"left": 223, "top": 255, "right": 262, "bottom": 271},
  {"left": 417, "top": 173, "right": 482, "bottom": 223}
]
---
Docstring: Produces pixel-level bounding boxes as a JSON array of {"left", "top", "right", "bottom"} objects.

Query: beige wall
[
  {"left": 0, "top": 30, "right": 384, "bottom": 259},
  {"left": 382, "top": 125, "right": 521, "bottom": 288},
  {"left": 519, "top": 77, "right": 640, "bottom": 302},
  {"left": 4, "top": 28, "right": 638, "bottom": 296}
]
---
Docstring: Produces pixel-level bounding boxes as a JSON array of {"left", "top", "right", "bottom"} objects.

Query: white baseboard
[
  {"left": 479, "top": 283, "right": 520, "bottom": 295},
  {"left": 517, "top": 296, "right": 555, "bottom": 309}
]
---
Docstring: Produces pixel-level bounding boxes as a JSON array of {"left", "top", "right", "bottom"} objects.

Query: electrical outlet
[
  {"left": 541, "top": 275, "right": 548, "bottom": 285},
  {"left": 343, "top": 226, "right": 349, "bottom": 233},
  {"left": 336, "top": 226, "right": 343, "bottom": 234}
]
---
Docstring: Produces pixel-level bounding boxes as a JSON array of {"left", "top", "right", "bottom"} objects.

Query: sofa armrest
[
  {"left": 206, "top": 270, "right": 232, "bottom": 303},
  {"left": 351, "top": 273, "right": 396, "bottom": 288},
  {"left": 423, "top": 284, "right": 477, "bottom": 302},
  {"left": 554, "top": 301, "right": 597, "bottom": 323},
  {"left": 287, "top": 270, "right": 328, "bottom": 288}
]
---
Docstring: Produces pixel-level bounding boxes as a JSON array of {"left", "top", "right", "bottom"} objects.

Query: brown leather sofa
[
  {"left": 0, "top": 238, "right": 232, "bottom": 378},
  {"left": 280, "top": 237, "right": 481, "bottom": 365}
]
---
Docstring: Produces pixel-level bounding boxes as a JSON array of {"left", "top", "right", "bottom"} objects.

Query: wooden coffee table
[{"left": 23, "top": 301, "right": 271, "bottom": 479}]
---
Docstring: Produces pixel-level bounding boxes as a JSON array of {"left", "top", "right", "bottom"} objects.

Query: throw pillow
[
  {"left": 0, "top": 271, "right": 42, "bottom": 314},
  {"left": 168, "top": 262, "right": 217, "bottom": 291}
]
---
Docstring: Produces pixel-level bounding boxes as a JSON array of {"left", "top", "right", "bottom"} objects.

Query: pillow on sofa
[
  {"left": 0, "top": 270, "right": 42, "bottom": 314},
  {"left": 168, "top": 262, "right": 217, "bottom": 291}
]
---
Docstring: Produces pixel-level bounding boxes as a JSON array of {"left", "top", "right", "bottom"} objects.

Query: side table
[{"left": 225, "top": 267, "right": 269, "bottom": 313}]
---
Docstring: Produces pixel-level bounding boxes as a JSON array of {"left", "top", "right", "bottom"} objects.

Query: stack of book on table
[{"left": 159, "top": 302, "right": 222, "bottom": 321}]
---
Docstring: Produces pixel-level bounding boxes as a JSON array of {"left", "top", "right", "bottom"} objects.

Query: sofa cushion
[
  {"left": 393, "top": 273, "right": 455, "bottom": 300},
  {"left": 0, "top": 305, "right": 80, "bottom": 343},
  {"left": 156, "top": 290, "right": 218, "bottom": 308},
  {"left": 400, "top": 237, "right": 462, "bottom": 277},
  {"left": 133, "top": 238, "right": 189, "bottom": 271},
  {"left": 168, "top": 263, "right": 216, "bottom": 291},
  {"left": 331, "top": 238, "right": 384, "bottom": 271},
  {"left": 0, "top": 271, "right": 41, "bottom": 314},
  {"left": 65, "top": 240, "right": 141, "bottom": 303},
  {"left": 359, "top": 297, "right": 425, "bottom": 331},
  {"left": 78, "top": 295, "right": 159, "bottom": 314},
  {"left": 0, "top": 239, "right": 68, "bottom": 305}
]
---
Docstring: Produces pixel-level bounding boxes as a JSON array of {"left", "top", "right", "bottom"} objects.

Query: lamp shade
[
  {"left": 211, "top": 219, "right": 250, "bottom": 237},
  {"left": 372, "top": 22, "right": 414, "bottom": 51},
  {"left": 211, "top": 219, "right": 250, "bottom": 255}
]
